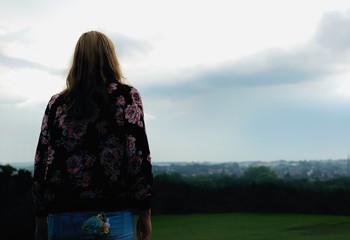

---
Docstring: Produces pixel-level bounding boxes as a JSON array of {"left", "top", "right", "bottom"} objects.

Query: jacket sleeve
[
  {"left": 32, "top": 95, "right": 57, "bottom": 217},
  {"left": 124, "top": 87, "right": 153, "bottom": 210}
]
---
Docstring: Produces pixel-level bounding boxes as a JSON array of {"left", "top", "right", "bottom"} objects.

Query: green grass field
[{"left": 149, "top": 213, "right": 350, "bottom": 240}]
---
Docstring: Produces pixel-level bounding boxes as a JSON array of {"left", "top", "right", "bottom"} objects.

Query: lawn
[{"left": 149, "top": 213, "right": 350, "bottom": 240}]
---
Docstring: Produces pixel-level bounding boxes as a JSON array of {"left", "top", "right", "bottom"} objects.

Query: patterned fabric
[{"left": 32, "top": 83, "right": 152, "bottom": 217}]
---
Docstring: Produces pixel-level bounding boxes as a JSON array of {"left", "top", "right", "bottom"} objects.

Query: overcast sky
[{"left": 1, "top": 0, "right": 350, "bottom": 164}]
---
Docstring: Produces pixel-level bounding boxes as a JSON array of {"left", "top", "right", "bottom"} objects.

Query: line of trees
[
  {"left": 2, "top": 164, "right": 350, "bottom": 239},
  {"left": 151, "top": 166, "right": 350, "bottom": 215},
  {"left": 0, "top": 164, "right": 35, "bottom": 240}
]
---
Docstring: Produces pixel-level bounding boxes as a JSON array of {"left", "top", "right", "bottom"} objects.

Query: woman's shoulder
[
  {"left": 47, "top": 92, "right": 64, "bottom": 109},
  {"left": 108, "top": 82, "right": 140, "bottom": 96},
  {"left": 119, "top": 83, "right": 137, "bottom": 92}
]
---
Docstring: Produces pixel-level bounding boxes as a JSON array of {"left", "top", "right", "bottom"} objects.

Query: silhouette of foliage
[
  {"left": 0, "top": 164, "right": 17, "bottom": 176},
  {"left": 0, "top": 164, "right": 35, "bottom": 240},
  {"left": 151, "top": 170, "right": 350, "bottom": 215},
  {"left": 2, "top": 164, "right": 350, "bottom": 239}
]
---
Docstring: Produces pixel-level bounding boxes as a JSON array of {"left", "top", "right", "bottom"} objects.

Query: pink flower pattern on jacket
[{"left": 32, "top": 84, "right": 152, "bottom": 217}]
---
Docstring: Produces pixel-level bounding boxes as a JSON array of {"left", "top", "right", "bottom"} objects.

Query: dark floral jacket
[{"left": 32, "top": 83, "right": 152, "bottom": 217}]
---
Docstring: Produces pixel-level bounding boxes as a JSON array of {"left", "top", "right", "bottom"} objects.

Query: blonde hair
[{"left": 63, "top": 31, "right": 125, "bottom": 118}]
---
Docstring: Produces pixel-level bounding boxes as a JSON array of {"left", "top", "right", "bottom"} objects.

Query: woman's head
[
  {"left": 67, "top": 31, "right": 124, "bottom": 91},
  {"left": 64, "top": 31, "right": 124, "bottom": 118}
]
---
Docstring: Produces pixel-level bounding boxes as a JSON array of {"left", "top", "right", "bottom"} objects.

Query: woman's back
[{"left": 33, "top": 83, "right": 152, "bottom": 215}]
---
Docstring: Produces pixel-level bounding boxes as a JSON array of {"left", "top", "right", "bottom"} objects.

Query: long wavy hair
[{"left": 63, "top": 31, "right": 125, "bottom": 119}]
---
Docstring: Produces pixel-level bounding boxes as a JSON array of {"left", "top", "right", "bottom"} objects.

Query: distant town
[
  {"left": 4, "top": 158, "right": 350, "bottom": 181},
  {"left": 153, "top": 159, "right": 350, "bottom": 181}
]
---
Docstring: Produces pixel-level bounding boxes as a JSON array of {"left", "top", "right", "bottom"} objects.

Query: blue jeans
[{"left": 48, "top": 211, "right": 134, "bottom": 240}]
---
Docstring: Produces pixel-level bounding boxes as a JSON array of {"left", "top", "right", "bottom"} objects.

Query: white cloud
[{"left": 0, "top": 68, "right": 64, "bottom": 105}]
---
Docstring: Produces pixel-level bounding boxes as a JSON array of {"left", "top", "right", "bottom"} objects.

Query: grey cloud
[
  {"left": 145, "top": 11, "right": 350, "bottom": 98},
  {"left": 107, "top": 32, "right": 153, "bottom": 58},
  {"left": 0, "top": 28, "right": 64, "bottom": 76},
  {"left": 199, "top": 46, "right": 335, "bottom": 88},
  {"left": 0, "top": 27, "right": 31, "bottom": 44},
  {"left": 0, "top": 30, "right": 152, "bottom": 75},
  {"left": 144, "top": 47, "right": 332, "bottom": 99},
  {"left": 315, "top": 10, "right": 350, "bottom": 51},
  {"left": 0, "top": 52, "right": 64, "bottom": 76}
]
